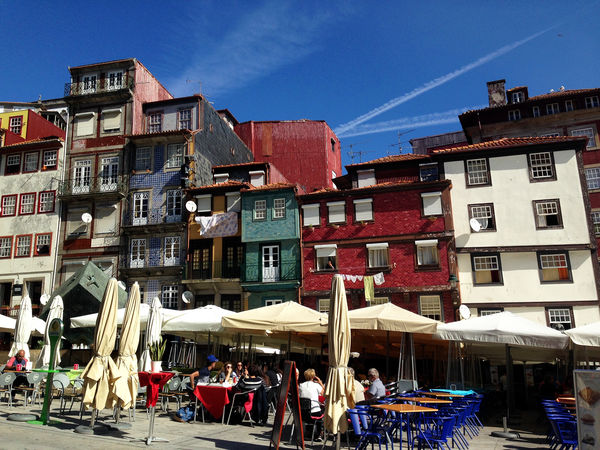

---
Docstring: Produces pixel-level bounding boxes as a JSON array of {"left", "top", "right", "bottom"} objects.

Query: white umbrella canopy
[
  {"left": 9, "top": 296, "right": 33, "bottom": 360},
  {"left": 348, "top": 302, "right": 439, "bottom": 334},
  {"left": 0, "top": 314, "right": 16, "bottom": 333},
  {"left": 565, "top": 321, "right": 600, "bottom": 347},
  {"left": 436, "top": 311, "right": 569, "bottom": 350},
  {"left": 81, "top": 278, "right": 121, "bottom": 411},
  {"left": 70, "top": 304, "right": 179, "bottom": 328},
  {"left": 36, "top": 295, "right": 64, "bottom": 368},
  {"left": 110, "top": 282, "right": 141, "bottom": 409},
  {"left": 162, "top": 305, "right": 235, "bottom": 337},
  {"left": 324, "top": 275, "right": 354, "bottom": 436},
  {"left": 139, "top": 296, "right": 163, "bottom": 372}
]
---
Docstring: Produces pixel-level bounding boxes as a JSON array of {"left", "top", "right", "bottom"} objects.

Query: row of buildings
[{"left": 0, "top": 60, "right": 599, "bottom": 334}]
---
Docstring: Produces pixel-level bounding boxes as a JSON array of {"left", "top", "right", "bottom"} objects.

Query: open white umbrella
[
  {"left": 9, "top": 296, "right": 33, "bottom": 360},
  {"left": 139, "top": 296, "right": 163, "bottom": 372},
  {"left": 565, "top": 321, "right": 600, "bottom": 347},
  {"left": 324, "top": 275, "right": 354, "bottom": 444},
  {"left": 162, "top": 304, "right": 234, "bottom": 336},
  {"left": 81, "top": 278, "right": 121, "bottom": 412},
  {"left": 36, "top": 295, "right": 64, "bottom": 368},
  {"left": 111, "top": 282, "right": 140, "bottom": 409},
  {"left": 70, "top": 304, "right": 179, "bottom": 328},
  {"left": 0, "top": 314, "right": 16, "bottom": 333}
]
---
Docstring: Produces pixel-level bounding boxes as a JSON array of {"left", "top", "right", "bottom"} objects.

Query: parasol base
[
  {"left": 8, "top": 413, "right": 38, "bottom": 422},
  {"left": 74, "top": 424, "right": 111, "bottom": 435},
  {"left": 491, "top": 431, "right": 520, "bottom": 439}
]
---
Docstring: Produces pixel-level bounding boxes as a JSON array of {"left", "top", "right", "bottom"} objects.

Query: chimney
[{"left": 486, "top": 79, "right": 506, "bottom": 107}]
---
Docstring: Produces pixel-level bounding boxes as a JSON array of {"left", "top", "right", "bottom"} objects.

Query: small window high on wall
[
  {"left": 421, "top": 192, "right": 442, "bottom": 216},
  {"left": 302, "top": 204, "right": 320, "bottom": 227}
]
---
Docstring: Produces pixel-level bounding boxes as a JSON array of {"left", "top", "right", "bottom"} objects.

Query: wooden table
[
  {"left": 421, "top": 391, "right": 465, "bottom": 398},
  {"left": 397, "top": 396, "right": 453, "bottom": 404},
  {"left": 372, "top": 403, "right": 438, "bottom": 413},
  {"left": 556, "top": 397, "right": 576, "bottom": 404}
]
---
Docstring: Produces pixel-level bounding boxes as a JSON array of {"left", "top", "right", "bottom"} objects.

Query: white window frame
[
  {"left": 9, "top": 116, "right": 22, "bottom": 134},
  {"left": 166, "top": 143, "right": 184, "bottom": 169},
  {"left": 571, "top": 128, "right": 597, "bottom": 149},
  {"left": 166, "top": 189, "right": 182, "bottom": 222},
  {"left": 16, "top": 235, "right": 31, "bottom": 257},
  {"left": 43, "top": 150, "right": 57, "bottom": 170},
  {"left": 466, "top": 159, "right": 489, "bottom": 185},
  {"left": 254, "top": 200, "right": 266, "bottom": 220},
  {"left": 6, "top": 154, "right": 21, "bottom": 174},
  {"left": 273, "top": 198, "right": 286, "bottom": 219},
  {"left": 469, "top": 204, "right": 495, "bottom": 230},
  {"left": 419, "top": 295, "right": 443, "bottom": 321},
  {"left": 19, "top": 193, "right": 35, "bottom": 215},
  {"left": 318, "top": 298, "right": 330, "bottom": 313},
  {"left": 262, "top": 245, "right": 280, "bottom": 282},
  {"left": 354, "top": 198, "right": 373, "bottom": 222},
  {"left": 480, "top": 309, "right": 502, "bottom": 316},
  {"left": 135, "top": 147, "right": 152, "bottom": 171},
  {"left": 302, "top": 204, "right": 320, "bottom": 227},
  {"left": 81, "top": 73, "right": 97, "bottom": 94},
  {"left": 23, "top": 152, "right": 38, "bottom": 172},
  {"left": 132, "top": 191, "right": 150, "bottom": 225},
  {"left": 39, "top": 191, "right": 55, "bottom": 213},
  {"left": 539, "top": 253, "right": 570, "bottom": 282},
  {"left": 148, "top": 112, "right": 162, "bottom": 133},
  {"left": 99, "top": 156, "right": 119, "bottom": 192},
  {"left": 421, "top": 192, "right": 442, "bottom": 216},
  {"left": 72, "top": 159, "right": 92, "bottom": 193},
  {"left": 592, "top": 211, "right": 600, "bottom": 236},
  {"left": 161, "top": 285, "right": 179, "bottom": 309},
  {"left": 511, "top": 91, "right": 524, "bottom": 103},
  {"left": 473, "top": 254, "right": 501, "bottom": 284},
  {"left": 327, "top": 201, "right": 346, "bottom": 224},
  {"left": 164, "top": 236, "right": 181, "bottom": 266},
  {"left": 548, "top": 307, "right": 572, "bottom": 330},
  {"left": 367, "top": 243, "right": 389, "bottom": 268},
  {"left": 315, "top": 244, "right": 337, "bottom": 271},
  {"left": 416, "top": 239, "right": 439, "bottom": 267},
  {"left": 105, "top": 71, "right": 123, "bottom": 91},
  {"left": 2, "top": 195, "right": 16, "bottom": 216},
  {"left": 535, "top": 200, "right": 561, "bottom": 228},
  {"left": 265, "top": 299, "right": 283, "bottom": 306},
  {"left": 586, "top": 167, "right": 600, "bottom": 190},
  {"left": 529, "top": 152, "right": 554, "bottom": 179},
  {"left": 0, "top": 237, "right": 12, "bottom": 258},
  {"left": 130, "top": 238, "right": 146, "bottom": 268},
  {"left": 177, "top": 108, "right": 192, "bottom": 130}
]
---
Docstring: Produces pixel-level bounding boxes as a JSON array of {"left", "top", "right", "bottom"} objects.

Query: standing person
[{"left": 364, "top": 368, "right": 386, "bottom": 402}]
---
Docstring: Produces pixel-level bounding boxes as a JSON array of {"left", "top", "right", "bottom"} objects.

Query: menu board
[{"left": 574, "top": 370, "right": 600, "bottom": 449}]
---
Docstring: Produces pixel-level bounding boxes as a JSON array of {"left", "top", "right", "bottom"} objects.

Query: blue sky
[{"left": 1, "top": 1, "right": 599, "bottom": 169}]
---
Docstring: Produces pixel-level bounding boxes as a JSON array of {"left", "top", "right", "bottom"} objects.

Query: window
[
  {"left": 102, "top": 108, "right": 121, "bottom": 132},
  {"left": 19, "top": 193, "right": 36, "bottom": 215},
  {"left": 472, "top": 254, "right": 502, "bottom": 284},
  {"left": 315, "top": 244, "right": 337, "bottom": 271},
  {"left": 357, "top": 169, "right": 376, "bottom": 188},
  {"left": 94, "top": 202, "right": 118, "bottom": 234},
  {"left": 23, "top": 152, "right": 38, "bottom": 172},
  {"left": 214, "top": 173, "right": 229, "bottom": 184},
  {"left": 221, "top": 294, "right": 242, "bottom": 312},
  {"left": 416, "top": 240, "right": 439, "bottom": 267},
  {"left": 331, "top": 138, "right": 336, "bottom": 153},
  {"left": 66, "top": 207, "right": 88, "bottom": 236},
  {"left": 38, "top": 191, "right": 55, "bottom": 213},
  {"left": 571, "top": 128, "right": 596, "bottom": 149},
  {"left": 253, "top": 200, "right": 266, "bottom": 220},
  {"left": 130, "top": 239, "right": 146, "bottom": 268},
  {"left": 538, "top": 252, "right": 571, "bottom": 282},
  {"left": 318, "top": 298, "right": 330, "bottom": 313},
  {"left": 42, "top": 150, "right": 57, "bottom": 170},
  {"left": 262, "top": 245, "right": 280, "bottom": 282},
  {"left": 273, "top": 198, "right": 286, "bottom": 219},
  {"left": 468, "top": 203, "right": 496, "bottom": 231},
  {"left": 177, "top": 109, "right": 192, "bottom": 130},
  {"left": 132, "top": 192, "right": 150, "bottom": 225},
  {"left": 196, "top": 194, "right": 212, "bottom": 214},
  {"left": 164, "top": 237, "right": 180, "bottom": 266},
  {"left": 528, "top": 152, "right": 555, "bottom": 180},
  {"left": 166, "top": 144, "right": 184, "bottom": 169},
  {"left": 82, "top": 74, "right": 97, "bottom": 93},
  {"left": 419, "top": 163, "right": 439, "bottom": 182},
  {"left": 72, "top": 159, "right": 92, "bottom": 194},
  {"left": 533, "top": 199, "right": 562, "bottom": 228},
  {"left": 367, "top": 243, "right": 389, "bottom": 268},
  {"left": 532, "top": 106, "right": 540, "bottom": 117},
  {"left": 511, "top": 91, "right": 524, "bottom": 103},
  {"left": 106, "top": 71, "right": 123, "bottom": 90},
  {"left": 547, "top": 307, "right": 573, "bottom": 330},
  {"left": 249, "top": 171, "right": 265, "bottom": 187},
  {"left": 565, "top": 100, "right": 574, "bottom": 112},
  {"left": 368, "top": 297, "right": 389, "bottom": 306},
  {"left": 226, "top": 192, "right": 240, "bottom": 212},
  {"left": 148, "top": 112, "right": 162, "bottom": 133},
  {"left": 354, "top": 198, "right": 373, "bottom": 222},
  {"left": 135, "top": 147, "right": 152, "bottom": 171},
  {"left": 166, "top": 189, "right": 182, "bottom": 222},
  {"left": 302, "top": 204, "right": 320, "bottom": 227},
  {"left": 479, "top": 309, "right": 503, "bottom": 316},
  {"left": 586, "top": 168, "right": 600, "bottom": 190},
  {"left": 465, "top": 158, "right": 490, "bottom": 185},
  {"left": 508, "top": 110, "right": 521, "bottom": 121},
  {"left": 74, "top": 113, "right": 95, "bottom": 137},
  {"left": 541, "top": 132, "right": 561, "bottom": 138},
  {"left": 34, "top": 233, "right": 51, "bottom": 256},
  {"left": 265, "top": 299, "right": 283, "bottom": 306},
  {"left": 15, "top": 235, "right": 32, "bottom": 257},
  {"left": 0, "top": 237, "right": 12, "bottom": 258},
  {"left": 585, "top": 96, "right": 599, "bottom": 109},
  {"left": 327, "top": 201, "right": 346, "bottom": 224},
  {"left": 10, "top": 116, "right": 23, "bottom": 134},
  {"left": 592, "top": 211, "right": 600, "bottom": 236},
  {"left": 99, "top": 156, "right": 119, "bottom": 192},
  {"left": 5, "top": 154, "right": 21, "bottom": 174},
  {"left": 546, "top": 103, "right": 559, "bottom": 115},
  {"left": 419, "top": 295, "right": 443, "bottom": 321},
  {"left": 1, "top": 195, "right": 17, "bottom": 216},
  {"left": 161, "top": 285, "right": 179, "bottom": 309},
  {"left": 421, "top": 192, "right": 442, "bottom": 216}
]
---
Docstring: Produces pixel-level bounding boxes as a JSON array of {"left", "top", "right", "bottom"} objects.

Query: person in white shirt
[
  {"left": 299, "top": 368, "right": 325, "bottom": 414},
  {"left": 348, "top": 367, "right": 365, "bottom": 404}
]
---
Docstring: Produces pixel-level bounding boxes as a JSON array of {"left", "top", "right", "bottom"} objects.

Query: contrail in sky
[
  {"left": 334, "top": 28, "right": 554, "bottom": 136},
  {"left": 338, "top": 107, "right": 485, "bottom": 138}
]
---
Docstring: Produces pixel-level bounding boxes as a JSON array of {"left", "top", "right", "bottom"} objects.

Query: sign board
[
  {"left": 574, "top": 369, "right": 600, "bottom": 449},
  {"left": 12, "top": 284, "right": 23, "bottom": 296},
  {"left": 270, "top": 360, "right": 304, "bottom": 449}
]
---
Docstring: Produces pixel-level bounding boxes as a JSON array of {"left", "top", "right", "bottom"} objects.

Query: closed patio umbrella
[
  {"left": 9, "top": 296, "right": 33, "bottom": 360},
  {"left": 110, "top": 282, "right": 141, "bottom": 409},
  {"left": 36, "top": 295, "right": 64, "bottom": 368},
  {"left": 139, "top": 296, "right": 163, "bottom": 372},
  {"left": 324, "top": 275, "right": 354, "bottom": 445},
  {"left": 81, "top": 278, "right": 121, "bottom": 411}
]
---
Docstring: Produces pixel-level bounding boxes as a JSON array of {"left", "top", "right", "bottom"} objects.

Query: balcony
[
  {"left": 118, "top": 254, "right": 183, "bottom": 278},
  {"left": 186, "top": 259, "right": 242, "bottom": 281},
  {"left": 242, "top": 260, "right": 301, "bottom": 284},
  {"left": 122, "top": 209, "right": 185, "bottom": 234},
  {"left": 64, "top": 77, "right": 134, "bottom": 97},
  {"left": 58, "top": 175, "right": 128, "bottom": 199}
]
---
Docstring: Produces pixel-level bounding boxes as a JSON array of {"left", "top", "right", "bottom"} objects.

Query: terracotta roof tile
[
  {"left": 1, "top": 137, "right": 63, "bottom": 150},
  {"left": 127, "top": 129, "right": 192, "bottom": 138},
  {"left": 186, "top": 180, "right": 250, "bottom": 192},
  {"left": 347, "top": 153, "right": 430, "bottom": 168},
  {"left": 213, "top": 161, "right": 267, "bottom": 170},
  {"left": 301, "top": 180, "right": 440, "bottom": 197},
  {"left": 432, "top": 136, "right": 585, "bottom": 154},
  {"left": 242, "top": 182, "right": 297, "bottom": 192}
]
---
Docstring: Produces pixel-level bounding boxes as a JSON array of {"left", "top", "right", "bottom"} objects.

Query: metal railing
[
  {"left": 187, "top": 259, "right": 243, "bottom": 280},
  {"left": 122, "top": 209, "right": 184, "bottom": 227},
  {"left": 58, "top": 175, "right": 128, "bottom": 197},
  {"left": 64, "top": 77, "right": 134, "bottom": 96},
  {"left": 119, "top": 253, "right": 184, "bottom": 270},
  {"left": 241, "top": 260, "right": 300, "bottom": 283}
]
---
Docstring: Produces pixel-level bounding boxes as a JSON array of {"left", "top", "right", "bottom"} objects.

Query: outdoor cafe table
[
  {"left": 421, "top": 391, "right": 465, "bottom": 398},
  {"left": 397, "top": 396, "right": 453, "bottom": 405},
  {"left": 193, "top": 384, "right": 254, "bottom": 423},
  {"left": 371, "top": 403, "right": 438, "bottom": 449},
  {"left": 139, "top": 371, "right": 175, "bottom": 445}
]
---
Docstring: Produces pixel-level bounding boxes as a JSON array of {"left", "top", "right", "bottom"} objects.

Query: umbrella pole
[
  {"left": 90, "top": 408, "right": 97, "bottom": 427},
  {"left": 491, "top": 344, "right": 519, "bottom": 439},
  {"left": 397, "top": 333, "right": 405, "bottom": 381},
  {"left": 287, "top": 331, "right": 291, "bottom": 360},
  {"left": 410, "top": 333, "right": 416, "bottom": 382},
  {"left": 385, "top": 331, "right": 390, "bottom": 379},
  {"left": 446, "top": 343, "right": 451, "bottom": 388}
]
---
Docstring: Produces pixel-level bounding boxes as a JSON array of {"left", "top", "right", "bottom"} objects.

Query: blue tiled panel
[
  {"left": 147, "top": 280, "right": 161, "bottom": 304},
  {"left": 149, "top": 237, "right": 162, "bottom": 267}
]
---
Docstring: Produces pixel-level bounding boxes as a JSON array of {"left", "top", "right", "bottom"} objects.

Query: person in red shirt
[{"left": 6, "top": 349, "right": 27, "bottom": 370}]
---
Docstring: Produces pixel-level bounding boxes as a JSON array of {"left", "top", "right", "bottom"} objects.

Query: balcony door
[
  {"left": 190, "top": 241, "right": 212, "bottom": 279},
  {"left": 166, "top": 189, "right": 182, "bottom": 222},
  {"left": 100, "top": 157, "right": 119, "bottom": 192},
  {"left": 164, "top": 236, "right": 180, "bottom": 266},
  {"left": 72, "top": 159, "right": 91, "bottom": 193},
  {"left": 262, "top": 245, "right": 280, "bottom": 282},
  {"left": 130, "top": 239, "right": 146, "bottom": 268},
  {"left": 223, "top": 238, "right": 243, "bottom": 278},
  {"left": 132, "top": 192, "right": 149, "bottom": 225}
]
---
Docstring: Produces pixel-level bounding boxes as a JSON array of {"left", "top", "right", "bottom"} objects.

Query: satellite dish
[
  {"left": 185, "top": 200, "right": 197, "bottom": 213},
  {"left": 459, "top": 305, "right": 471, "bottom": 320},
  {"left": 81, "top": 213, "right": 93, "bottom": 224},
  {"left": 469, "top": 218, "right": 481, "bottom": 232},
  {"left": 182, "top": 290, "right": 194, "bottom": 304},
  {"left": 40, "top": 293, "right": 50, "bottom": 306}
]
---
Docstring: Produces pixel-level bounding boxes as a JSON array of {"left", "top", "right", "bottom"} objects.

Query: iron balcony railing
[
  {"left": 64, "top": 77, "right": 134, "bottom": 96},
  {"left": 119, "top": 253, "right": 184, "bottom": 271},
  {"left": 188, "top": 259, "right": 242, "bottom": 280},
  {"left": 58, "top": 175, "right": 128, "bottom": 197},
  {"left": 241, "top": 259, "right": 301, "bottom": 283},
  {"left": 122, "top": 209, "right": 185, "bottom": 227}
]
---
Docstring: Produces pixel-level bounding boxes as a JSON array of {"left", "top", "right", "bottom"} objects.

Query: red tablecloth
[
  {"left": 139, "top": 372, "right": 174, "bottom": 408},
  {"left": 193, "top": 385, "right": 254, "bottom": 420}
]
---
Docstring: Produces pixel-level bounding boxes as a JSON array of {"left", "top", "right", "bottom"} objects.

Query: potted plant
[{"left": 149, "top": 337, "right": 167, "bottom": 373}]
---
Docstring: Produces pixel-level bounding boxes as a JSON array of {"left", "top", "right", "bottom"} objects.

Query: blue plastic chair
[
  {"left": 415, "top": 415, "right": 455, "bottom": 450},
  {"left": 347, "top": 408, "right": 389, "bottom": 450}
]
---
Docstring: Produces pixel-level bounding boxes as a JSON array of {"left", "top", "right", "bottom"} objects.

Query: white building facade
[{"left": 436, "top": 136, "right": 600, "bottom": 329}]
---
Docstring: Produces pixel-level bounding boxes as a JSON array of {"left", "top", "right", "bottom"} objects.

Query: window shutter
[
  {"left": 102, "top": 109, "right": 121, "bottom": 131},
  {"left": 302, "top": 204, "right": 320, "bottom": 226},
  {"left": 315, "top": 244, "right": 337, "bottom": 257},
  {"left": 354, "top": 198, "right": 373, "bottom": 221},
  {"left": 226, "top": 192, "right": 241, "bottom": 212},
  {"left": 327, "top": 201, "right": 345, "bottom": 223},
  {"left": 196, "top": 194, "right": 211, "bottom": 213},
  {"left": 357, "top": 170, "right": 375, "bottom": 188},
  {"left": 95, "top": 203, "right": 118, "bottom": 234},
  {"left": 421, "top": 192, "right": 442, "bottom": 216},
  {"left": 249, "top": 171, "right": 265, "bottom": 187},
  {"left": 75, "top": 113, "right": 94, "bottom": 136}
]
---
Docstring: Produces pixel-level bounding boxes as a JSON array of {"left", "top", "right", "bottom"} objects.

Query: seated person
[
  {"left": 348, "top": 367, "right": 365, "bottom": 404},
  {"left": 6, "top": 350, "right": 28, "bottom": 371},
  {"left": 299, "top": 368, "right": 325, "bottom": 439},
  {"left": 364, "top": 368, "right": 386, "bottom": 403},
  {"left": 218, "top": 361, "right": 237, "bottom": 384},
  {"left": 189, "top": 354, "right": 218, "bottom": 387},
  {"left": 234, "top": 361, "right": 245, "bottom": 379},
  {"left": 230, "top": 364, "right": 267, "bottom": 425}
]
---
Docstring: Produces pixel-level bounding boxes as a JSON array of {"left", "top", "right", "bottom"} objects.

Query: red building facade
[{"left": 299, "top": 155, "right": 457, "bottom": 321}]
